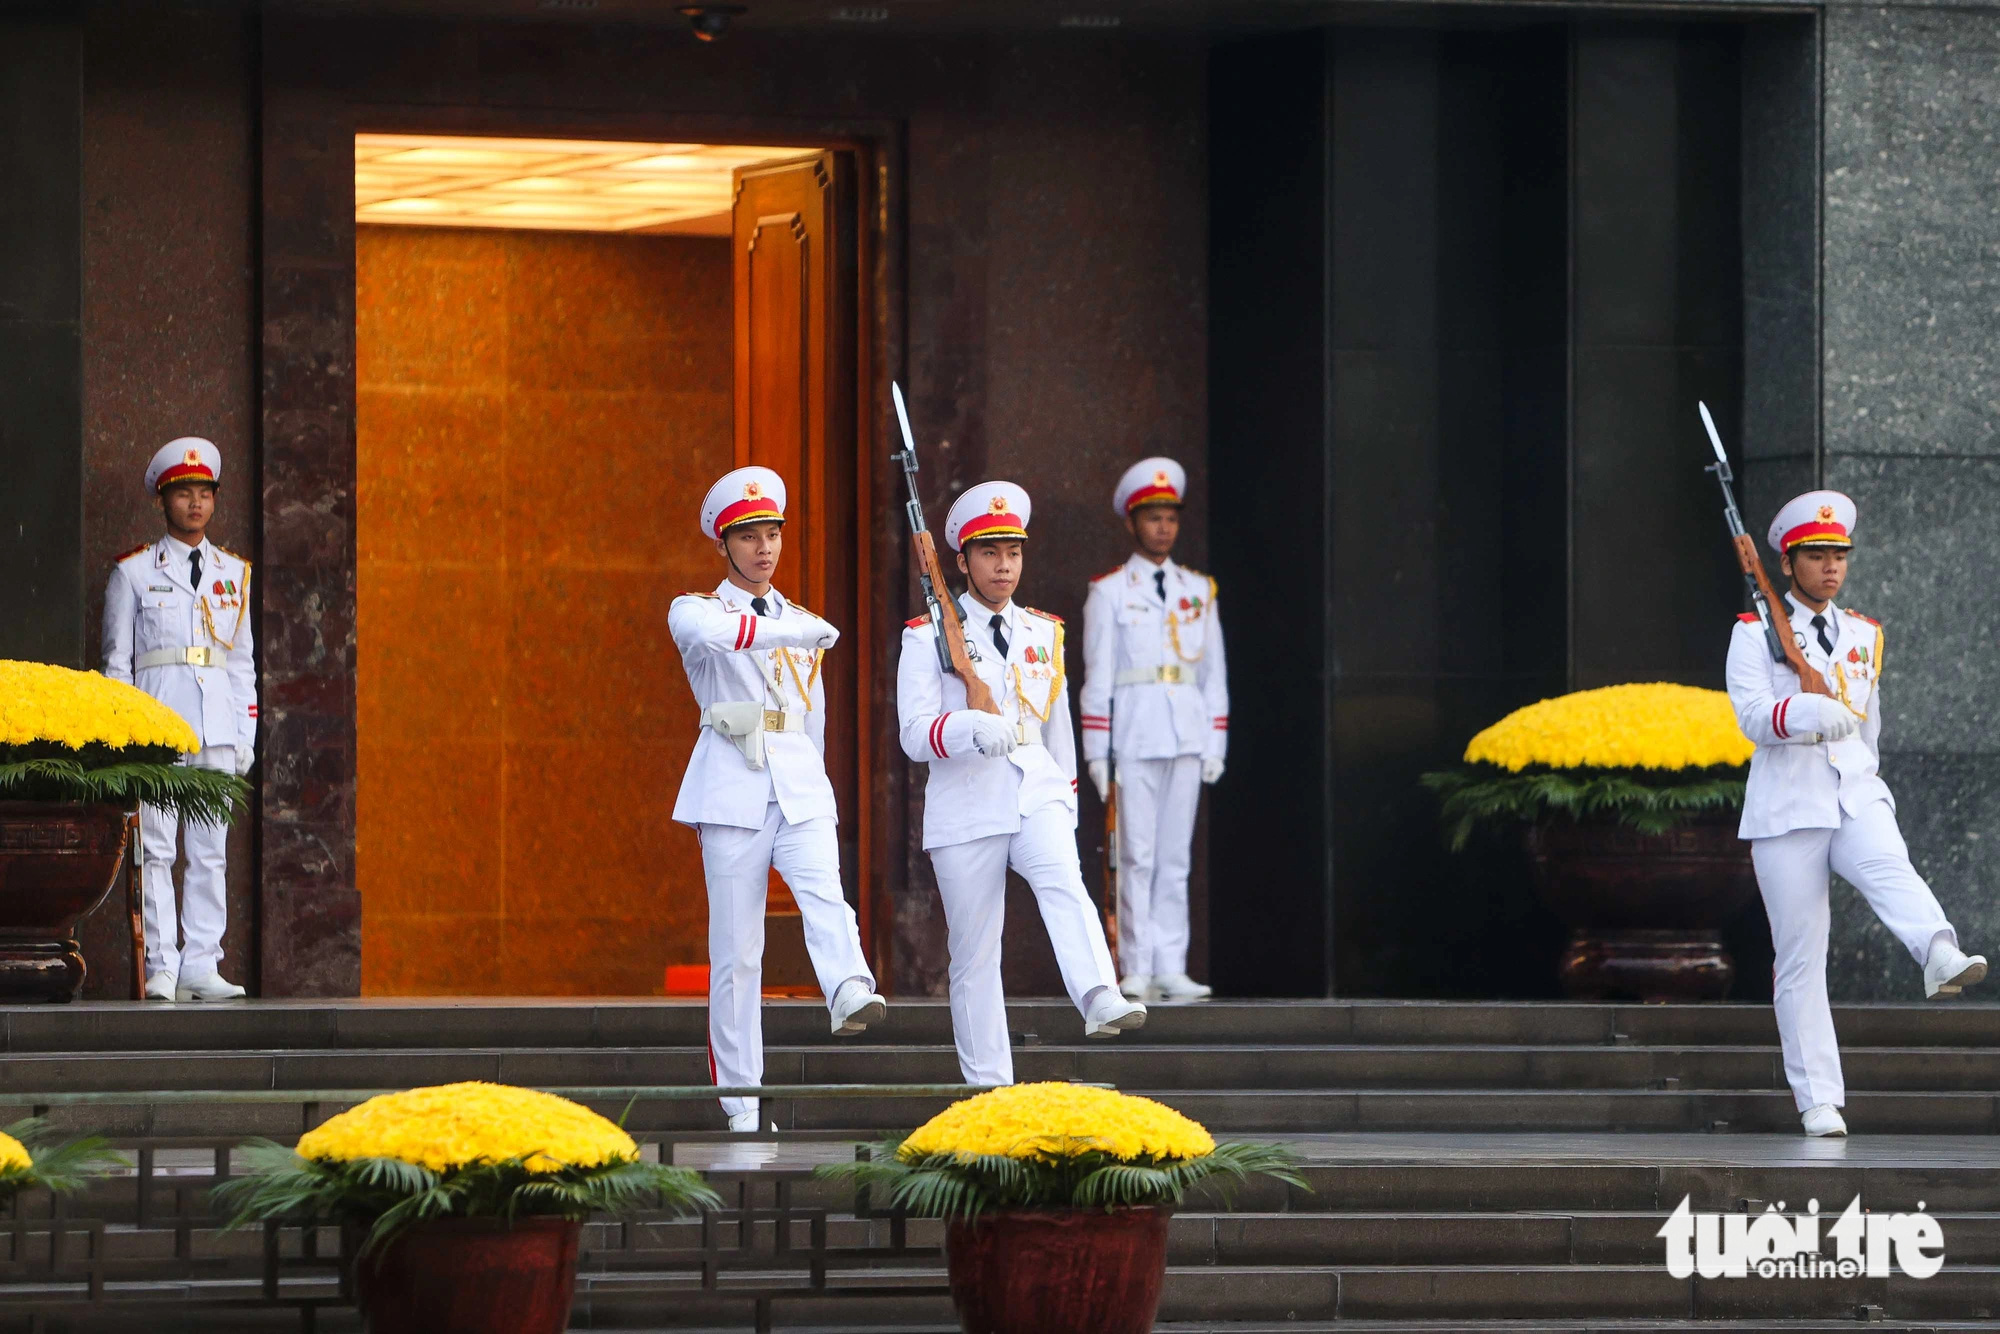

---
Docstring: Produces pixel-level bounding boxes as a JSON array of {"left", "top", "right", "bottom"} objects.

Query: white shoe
[
  {"left": 1801, "top": 1104, "right": 1848, "bottom": 1137},
  {"left": 1924, "top": 939, "right": 1987, "bottom": 999},
  {"left": 1152, "top": 972, "right": 1213, "bottom": 1003},
  {"left": 143, "top": 973, "right": 177, "bottom": 1002},
  {"left": 727, "top": 1110, "right": 775, "bottom": 1133},
  {"left": 830, "top": 977, "right": 887, "bottom": 1035},
  {"left": 1084, "top": 988, "right": 1147, "bottom": 1038},
  {"left": 1118, "top": 974, "right": 1151, "bottom": 1002},
  {"left": 174, "top": 971, "right": 246, "bottom": 1002}
]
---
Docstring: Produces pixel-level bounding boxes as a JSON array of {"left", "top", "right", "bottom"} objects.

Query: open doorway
[{"left": 352, "top": 133, "right": 870, "bottom": 996}]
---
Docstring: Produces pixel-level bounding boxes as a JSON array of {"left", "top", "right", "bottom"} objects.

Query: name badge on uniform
[{"left": 149, "top": 585, "right": 174, "bottom": 593}]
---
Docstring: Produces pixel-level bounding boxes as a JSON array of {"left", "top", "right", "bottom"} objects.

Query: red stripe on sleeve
[
  {"left": 733, "top": 615, "right": 747, "bottom": 650},
  {"left": 1773, "top": 699, "right": 1789, "bottom": 740},
  {"left": 930, "top": 714, "right": 950, "bottom": 759},
  {"left": 744, "top": 615, "right": 757, "bottom": 649}
]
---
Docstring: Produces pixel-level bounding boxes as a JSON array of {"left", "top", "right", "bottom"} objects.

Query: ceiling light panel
[{"left": 353, "top": 134, "right": 817, "bottom": 233}]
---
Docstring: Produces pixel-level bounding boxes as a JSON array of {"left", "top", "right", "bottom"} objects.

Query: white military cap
[
  {"left": 144, "top": 437, "right": 222, "bottom": 493},
  {"left": 699, "top": 466, "right": 787, "bottom": 540},
  {"left": 943, "top": 481, "right": 1032, "bottom": 551},
  {"left": 1112, "top": 456, "right": 1186, "bottom": 516},
  {"left": 1767, "top": 490, "right": 1857, "bottom": 554}
]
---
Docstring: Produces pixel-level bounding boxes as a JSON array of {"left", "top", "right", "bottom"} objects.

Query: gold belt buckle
[
  {"left": 185, "top": 647, "right": 215, "bottom": 667},
  {"left": 763, "top": 709, "right": 787, "bottom": 732},
  {"left": 1158, "top": 665, "right": 1183, "bottom": 684}
]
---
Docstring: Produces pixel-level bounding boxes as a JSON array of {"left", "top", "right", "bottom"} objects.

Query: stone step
[
  {"left": 7, "top": 999, "right": 1998, "bottom": 1054},
  {"left": 14, "top": 1040, "right": 2000, "bottom": 1096}
]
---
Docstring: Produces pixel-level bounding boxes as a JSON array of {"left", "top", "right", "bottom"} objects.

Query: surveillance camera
[{"left": 677, "top": 5, "right": 746, "bottom": 41}]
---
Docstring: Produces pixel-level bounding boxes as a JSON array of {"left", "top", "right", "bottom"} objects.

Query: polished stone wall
[{"left": 1821, "top": 5, "right": 2000, "bottom": 999}]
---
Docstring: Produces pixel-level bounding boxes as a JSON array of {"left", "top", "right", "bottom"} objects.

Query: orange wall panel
[{"left": 356, "top": 225, "right": 731, "bottom": 995}]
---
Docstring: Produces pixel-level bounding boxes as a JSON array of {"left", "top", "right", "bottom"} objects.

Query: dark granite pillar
[
  {"left": 0, "top": 15, "right": 83, "bottom": 667},
  {"left": 1569, "top": 25, "right": 1745, "bottom": 691},
  {"left": 1821, "top": 6, "right": 2000, "bottom": 999}
]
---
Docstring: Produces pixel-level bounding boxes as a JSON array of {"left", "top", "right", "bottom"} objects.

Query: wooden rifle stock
[
  {"left": 1732, "top": 533, "right": 1833, "bottom": 697},
  {"left": 912, "top": 528, "right": 1001, "bottom": 715}
]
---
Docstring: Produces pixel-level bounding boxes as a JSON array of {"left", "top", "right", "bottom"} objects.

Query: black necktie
[
  {"left": 751, "top": 596, "right": 769, "bottom": 619},
  {"left": 990, "top": 613, "right": 1008, "bottom": 658},
  {"left": 1811, "top": 613, "right": 1834, "bottom": 656},
  {"left": 1154, "top": 569, "right": 1167, "bottom": 603},
  {"left": 189, "top": 548, "right": 202, "bottom": 593}
]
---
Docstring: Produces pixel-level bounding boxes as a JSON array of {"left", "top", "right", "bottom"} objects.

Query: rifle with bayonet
[
  {"left": 892, "top": 382, "right": 1000, "bottom": 715},
  {"left": 1698, "top": 401, "right": 1833, "bottom": 698}
]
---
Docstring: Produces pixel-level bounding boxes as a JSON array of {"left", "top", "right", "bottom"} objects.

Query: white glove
[
  {"left": 1790, "top": 693, "right": 1858, "bottom": 743},
  {"left": 1202, "top": 756, "right": 1225, "bottom": 785},
  {"left": 1087, "top": 760, "right": 1111, "bottom": 804},
  {"left": 964, "top": 712, "right": 1018, "bottom": 758},
  {"left": 806, "top": 616, "right": 840, "bottom": 651},
  {"left": 233, "top": 744, "right": 255, "bottom": 777}
]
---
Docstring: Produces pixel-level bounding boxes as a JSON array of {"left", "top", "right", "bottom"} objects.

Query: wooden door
[{"left": 732, "top": 150, "right": 870, "bottom": 956}]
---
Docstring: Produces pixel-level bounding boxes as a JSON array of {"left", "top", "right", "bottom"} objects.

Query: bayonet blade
[
  {"left": 1698, "top": 401, "right": 1729, "bottom": 467},
  {"left": 892, "top": 381, "right": 917, "bottom": 458}
]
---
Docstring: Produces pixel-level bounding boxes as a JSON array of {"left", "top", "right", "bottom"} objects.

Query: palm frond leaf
[{"left": 0, "top": 757, "right": 246, "bottom": 824}]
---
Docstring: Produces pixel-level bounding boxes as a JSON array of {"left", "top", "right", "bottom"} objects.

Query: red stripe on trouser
[{"left": 707, "top": 1037, "right": 717, "bottom": 1086}]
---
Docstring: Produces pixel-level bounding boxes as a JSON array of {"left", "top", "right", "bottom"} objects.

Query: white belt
[
  {"left": 1014, "top": 720, "right": 1044, "bottom": 748},
  {"left": 137, "top": 647, "right": 226, "bottom": 670},
  {"left": 1115, "top": 665, "right": 1197, "bottom": 687},
  {"left": 700, "top": 704, "right": 803, "bottom": 736}
]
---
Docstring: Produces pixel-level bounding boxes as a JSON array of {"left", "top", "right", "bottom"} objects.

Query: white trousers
[
  {"left": 138, "top": 744, "right": 235, "bottom": 979},
  {"left": 1751, "top": 798, "right": 1956, "bottom": 1111},
  {"left": 1115, "top": 754, "right": 1202, "bottom": 977},
  {"left": 698, "top": 803, "right": 873, "bottom": 1118},
  {"left": 927, "top": 804, "right": 1120, "bottom": 1086}
]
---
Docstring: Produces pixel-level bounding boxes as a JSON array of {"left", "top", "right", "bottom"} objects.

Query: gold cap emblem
[
  {"left": 184, "top": 448, "right": 202, "bottom": 467},
  {"left": 987, "top": 494, "right": 1010, "bottom": 515},
  {"left": 1154, "top": 470, "right": 1171, "bottom": 487},
  {"left": 1817, "top": 504, "right": 1836, "bottom": 522},
  {"left": 743, "top": 480, "right": 762, "bottom": 499}
]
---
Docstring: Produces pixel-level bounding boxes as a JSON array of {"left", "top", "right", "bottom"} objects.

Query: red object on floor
[
  {"left": 663, "top": 964, "right": 710, "bottom": 995},
  {"left": 945, "top": 1205, "right": 1171, "bottom": 1334},
  {"left": 354, "top": 1215, "right": 581, "bottom": 1334}
]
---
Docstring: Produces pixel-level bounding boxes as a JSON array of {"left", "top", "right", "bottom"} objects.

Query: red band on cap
[
  {"left": 715, "top": 498, "right": 784, "bottom": 533},
  {"left": 155, "top": 463, "right": 216, "bottom": 490},
  {"left": 1781, "top": 521, "right": 1850, "bottom": 550},
  {"left": 958, "top": 512, "right": 1027, "bottom": 543},
  {"left": 1124, "top": 483, "right": 1181, "bottom": 511}
]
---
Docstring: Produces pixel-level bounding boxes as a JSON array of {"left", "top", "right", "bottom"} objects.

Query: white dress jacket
[
  {"left": 897, "top": 593, "right": 1079, "bottom": 850},
  {"left": 1726, "top": 594, "right": 1891, "bottom": 840},
  {"left": 103, "top": 535, "right": 257, "bottom": 751},
  {"left": 1077, "top": 555, "right": 1229, "bottom": 765},
  {"left": 669, "top": 581, "right": 837, "bottom": 830}
]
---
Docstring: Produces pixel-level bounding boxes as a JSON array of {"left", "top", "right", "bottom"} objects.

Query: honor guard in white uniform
[
  {"left": 896, "top": 481, "right": 1143, "bottom": 1086},
  {"left": 102, "top": 438, "right": 255, "bottom": 1002},
  {"left": 1727, "top": 490, "right": 1986, "bottom": 1137},
  {"left": 1078, "top": 459, "right": 1229, "bottom": 1005},
  {"left": 669, "top": 467, "right": 884, "bottom": 1132}
]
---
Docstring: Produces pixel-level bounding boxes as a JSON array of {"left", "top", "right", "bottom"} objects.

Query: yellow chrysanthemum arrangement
[
  {"left": 820, "top": 1083, "right": 1301, "bottom": 1220},
  {"left": 216, "top": 1083, "right": 719, "bottom": 1253},
  {"left": 0, "top": 660, "right": 243, "bottom": 822},
  {"left": 1423, "top": 683, "right": 1750, "bottom": 850},
  {"left": 0, "top": 1119, "right": 123, "bottom": 1203}
]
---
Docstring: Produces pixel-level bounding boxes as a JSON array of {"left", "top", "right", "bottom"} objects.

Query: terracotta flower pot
[
  {"left": 352, "top": 1215, "right": 581, "bottom": 1334},
  {"left": 1524, "top": 814, "right": 1758, "bottom": 1001},
  {"left": 0, "top": 802, "right": 129, "bottom": 1002},
  {"left": 944, "top": 1205, "right": 1171, "bottom": 1334}
]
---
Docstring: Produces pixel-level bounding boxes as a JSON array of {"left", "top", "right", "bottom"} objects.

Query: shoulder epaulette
[
  {"left": 1848, "top": 611, "right": 1881, "bottom": 627},
  {"left": 905, "top": 614, "right": 931, "bottom": 628},
  {"left": 114, "top": 542, "right": 151, "bottom": 563},
  {"left": 677, "top": 591, "right": 721, "bottom": 600},
  {"left": 788, "top": 600, "right": 817, "bottom": 618},
  {"left": 1180, "top": 565, "right": 1206, "bottom": 580},
  {"left": 1736, "top": 612, "right": 1759, "bottom": 624},
  {"left": 1023, "top": 606, "right": 1063, "bottom": 624},
  {"left": 1092, "top": 566, "right": 1125, "bottom": 582},
  {"left": 214, "top": 545, "right": 249, "bottom": 565}
]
